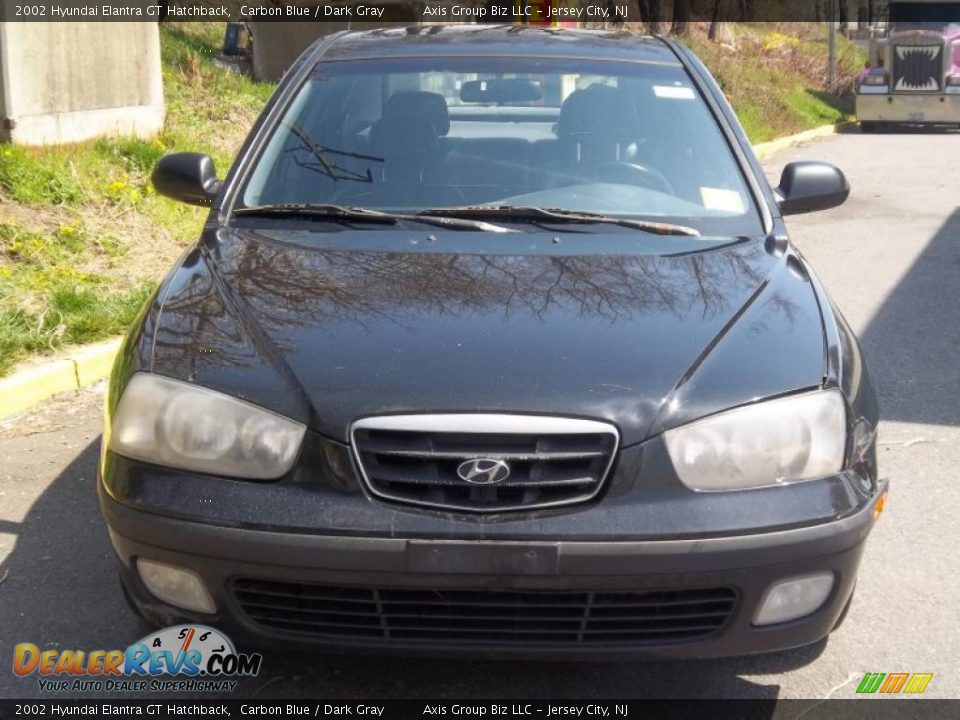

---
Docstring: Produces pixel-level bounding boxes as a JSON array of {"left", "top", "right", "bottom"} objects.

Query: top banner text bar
[{"left": 0, "top": 0, "right": 898, "bottom": 23}]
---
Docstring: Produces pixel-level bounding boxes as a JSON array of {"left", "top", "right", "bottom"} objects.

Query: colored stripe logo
[{"left": 857, "top": 672, "right": 933, "bottom": 695}]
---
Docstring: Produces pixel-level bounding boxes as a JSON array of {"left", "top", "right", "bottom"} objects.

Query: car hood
[{"left": 149, "top": 228, "right": 827, "bottom": 446}]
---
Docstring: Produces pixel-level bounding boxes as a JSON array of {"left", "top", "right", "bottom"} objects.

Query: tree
[
  {"left": 708, "top": 0, "right": 723, "bottom": 39},
  {"left": 671, "top": 0, "right": 691, "bottom": 34},
  {"left": 638, "top": 0, "right": 663, "bottom": 34}
]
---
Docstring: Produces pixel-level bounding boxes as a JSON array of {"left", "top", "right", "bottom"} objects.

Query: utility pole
[{"left": 828, "top": 0, "right": 838, "bottom": 94}]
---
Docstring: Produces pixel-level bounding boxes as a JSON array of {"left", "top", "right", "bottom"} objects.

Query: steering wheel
[{"left": 593, "top": 162, "right": 674, "bottom": 196}]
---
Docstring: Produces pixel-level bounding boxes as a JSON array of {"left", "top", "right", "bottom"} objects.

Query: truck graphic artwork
[{"left": 856, "top": 0, "right": 960, "bottom": 129}]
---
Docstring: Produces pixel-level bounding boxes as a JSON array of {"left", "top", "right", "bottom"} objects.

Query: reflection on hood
[{"left": 150, "top": 230, "right": 825, "bottom": 445}]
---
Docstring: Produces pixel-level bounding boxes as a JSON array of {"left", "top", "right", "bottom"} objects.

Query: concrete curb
[
  {"left": 0, "top": 121, "right": 851, "bottom": 420},
  {"left": 752, "top": 121, "right": 852, "bottom": 160},
  {"left": 0, "top": 338, "right": 121, "bottom": 420}
]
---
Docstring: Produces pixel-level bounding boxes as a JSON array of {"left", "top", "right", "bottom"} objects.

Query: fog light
[
  {"left": 137, "top": 559, "right": 216, "bottom": 614},
  {"left": 753, "top": 572, "right": 834, "bottom": 626}
]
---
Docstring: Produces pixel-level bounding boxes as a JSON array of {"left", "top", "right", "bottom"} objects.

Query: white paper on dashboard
[
  {"left": 700, "top": 187, "right": 746, "bottom": 213},
  {"left": 653, "top": 85, "right": 696, "bottom": 100}
]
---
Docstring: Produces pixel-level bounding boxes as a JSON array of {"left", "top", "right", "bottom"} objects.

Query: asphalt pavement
[{"left": 1, "top": 129, "right": 958, "bottom": 703}]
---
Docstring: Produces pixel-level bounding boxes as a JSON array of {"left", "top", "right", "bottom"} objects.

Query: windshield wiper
[
  {"left": 417, "top": 206, "right": 701, "bottom": 237},
  {"left": 234, "top": 203, "right": 400, "bottom": 223},
  {"left": 233, "top": 204, "right": 516, "bottom": 233}
]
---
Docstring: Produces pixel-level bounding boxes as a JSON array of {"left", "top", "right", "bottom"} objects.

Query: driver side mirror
[
  {"left": 151, "top": 152, "right": 221, "bottom": 206},
  {"left": 775, "top": 161, "right": 849, "bottom": 216}
]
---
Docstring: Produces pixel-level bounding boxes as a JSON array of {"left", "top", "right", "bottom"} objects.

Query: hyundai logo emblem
[{"left": 456, "top": 458, "right": 511, "bottom": 485}]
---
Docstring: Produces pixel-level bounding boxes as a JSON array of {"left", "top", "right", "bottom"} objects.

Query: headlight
[
  {"left": 664, "top": 390, "right": 846, "bottom": 491},
  {"left": 110, "top": 373, "right": 306, "bottom": 479}
]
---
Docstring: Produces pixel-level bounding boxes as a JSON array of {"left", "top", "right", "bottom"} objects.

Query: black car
[{"left": 100, "top": 26, "right": 886, "bottom": 659}]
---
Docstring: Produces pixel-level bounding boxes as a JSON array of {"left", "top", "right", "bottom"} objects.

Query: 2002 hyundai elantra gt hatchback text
[{"left": 99, "top": 26, "right": 887, "bottom": 659}]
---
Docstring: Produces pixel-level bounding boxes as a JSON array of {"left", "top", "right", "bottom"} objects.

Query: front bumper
[
  {"left": 100, "top": 481, "right": 886, "bottom": 660},
  {"left": 856, "top": 92, "right": 960, "bottom": 124}
]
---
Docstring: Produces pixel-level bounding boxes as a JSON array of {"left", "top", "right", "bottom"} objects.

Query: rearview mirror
[
  {"left": 151, "top": 152, "right": 221, "bottom": 206},
  {"left": 775, "top": 161, "right": 849, "bottom": 215}
]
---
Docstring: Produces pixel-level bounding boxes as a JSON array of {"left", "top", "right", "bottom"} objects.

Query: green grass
[
  {"left": 0, "top": 285, "right": 153, "bottom": 376},
  {"left": 0, "top": 221, "right": 151, "bottom": 373},
  {"left": 0, "top": 23, "right": 276, "bottom": 376},
  {"left": 159, "top": 24, "right": 275, "bottom": 171},
  {"left": 94, "top": 137, "right": 167, "bottom": 175},
  {"left": 685, "top": 23, "right": 865, "bottom": 143},
  {"left": 0, "top": 146, "right": 85, "bottom": 204}
]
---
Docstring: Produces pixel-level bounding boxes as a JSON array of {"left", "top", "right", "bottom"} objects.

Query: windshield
[{"left": 239, "top": 56, "right": 761, "bottom": 236}]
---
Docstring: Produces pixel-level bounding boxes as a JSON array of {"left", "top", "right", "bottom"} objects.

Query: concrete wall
[{"left": 0, "top": 22, "right": 164, "bottom": 145}]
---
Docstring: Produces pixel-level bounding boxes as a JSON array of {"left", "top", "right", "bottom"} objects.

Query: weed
[
  {"left": 49, "top": 283, "right": 154, "bottom": 344},
  {"left": 0, "top": 23, "right": 273, "bottom": 375},
  {"left": 95, "top": 137, "right": 167, "bottom": 175},
  {"left": 105, "top": 177, "right": 144, "bottom": 207},
  {"left": 0, "top": 146, "right": 84, "bottom": 204},
  {"left": 98, "top": 235, "right": 129, "bottom": 259},
  {"left": 0, "top": 282, "right": 154, "bottom": 375},
  {"left": 684, "top": 23, "right": 863, "bottom": 142}
]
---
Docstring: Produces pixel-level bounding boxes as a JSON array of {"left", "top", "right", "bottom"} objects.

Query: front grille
[
  {"left": 233, "top": 580, "right": 738, "bottom": 646},
  {"left": 893, "top": 43, "right": 943, "bottom": 92},
  {"left": 350, "top": 414, "right": 619, "bottom": 512}
]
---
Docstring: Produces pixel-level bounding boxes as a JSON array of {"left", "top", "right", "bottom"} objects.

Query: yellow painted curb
[
  {"left": 73, "top": 338, "right": 123, "bottom": 387},
  {"left": 0, "top": 359, "right": 79, "bottom": 419},
  {"left": 0, "top": 338, "right": 122, "bottom": 420},
  {"left": 752, "top": 121, "right": 852, "bottom": 160}
]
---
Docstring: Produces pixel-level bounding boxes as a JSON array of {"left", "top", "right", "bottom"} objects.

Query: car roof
[{"left": 318, "top": 25, "right": 681, "bottom": 66}]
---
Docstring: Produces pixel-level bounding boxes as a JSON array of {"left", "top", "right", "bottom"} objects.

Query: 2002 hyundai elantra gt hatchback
[{"left": 99, "top": 26, "right": 887, "bottom": 659}]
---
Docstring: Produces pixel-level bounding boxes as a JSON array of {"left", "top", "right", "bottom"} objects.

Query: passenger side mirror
[
  {"left": 151, "top": 152, "right": 221, "bottom": 206},
  {"left": 775, "top": 161, "right": 849, "bottom": 215}
]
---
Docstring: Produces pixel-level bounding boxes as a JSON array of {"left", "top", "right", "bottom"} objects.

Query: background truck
[{"left": 856, "top": 0, "right": 960, "bottom": 130}]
